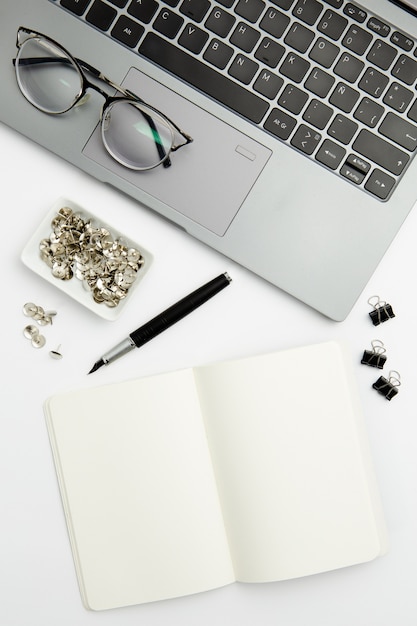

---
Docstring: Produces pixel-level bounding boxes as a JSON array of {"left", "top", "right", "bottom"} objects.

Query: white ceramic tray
[{"left": 21, "top": 198, "right": 152, "bottom": 320}]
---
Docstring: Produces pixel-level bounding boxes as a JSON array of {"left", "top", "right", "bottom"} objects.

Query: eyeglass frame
[{"left": 13, "top": 26, "right": 193, "bottom": 170}]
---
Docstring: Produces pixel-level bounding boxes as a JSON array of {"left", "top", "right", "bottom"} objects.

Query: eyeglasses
[{"left": 13, "top": 27, "right": 193, "bottom": 171}]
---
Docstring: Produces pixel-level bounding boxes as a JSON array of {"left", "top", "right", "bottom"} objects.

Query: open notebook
[{"left": 44, "top": 341, "right": 387, "bottom": 611}]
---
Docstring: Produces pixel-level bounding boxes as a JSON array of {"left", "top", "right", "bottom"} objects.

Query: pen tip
[{"left": 88, "top": 359, "right": 104, "bottom": 374}]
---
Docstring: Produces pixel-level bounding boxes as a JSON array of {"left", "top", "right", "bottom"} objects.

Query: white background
[{"left": 1, "top": 120, "right": 416, "bottom": 626}]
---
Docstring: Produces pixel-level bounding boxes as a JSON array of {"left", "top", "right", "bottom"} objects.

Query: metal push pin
[
  {"left": 31, "top": 334, "right": 46, "bottom": 348},
  {"left": 23, "top": 324, "right": 39, "bottom": 339},
  {"left": 368, "top": 296, "right": 395, "bottom": 326},
  {"left": 22, "top": 302, "right": 38, "bottom": 317},
  {"left": 49, "top": 345, "right": 63, "bottom": 360},
  {"left": 23, "top": 324, "right": 46, "bottom": 348},
  {"left": 372, "top": 370, "right": 401, "bottom": 401},
  {"left": 37, "top": 310, "right": 57, "bottom": 325},
  {"left": 23, "top": 302, "right": 57, "bottom": 325},
  {"left": 361, "top": 340, "right": 387, "bottom": 369}
]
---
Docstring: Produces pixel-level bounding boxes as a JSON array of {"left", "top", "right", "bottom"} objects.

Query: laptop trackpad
[{"left": 83, "top": 67, "right": 271, "bottom": 236}]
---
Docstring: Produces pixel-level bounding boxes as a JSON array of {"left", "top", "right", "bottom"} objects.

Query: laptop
[{"left": 1, "top": 0, "right": 417, "bottom": 320}]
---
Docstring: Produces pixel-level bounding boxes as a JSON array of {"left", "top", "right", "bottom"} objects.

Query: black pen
[{"left": 88, "top": 272, "right": 232, "bottom": 373}]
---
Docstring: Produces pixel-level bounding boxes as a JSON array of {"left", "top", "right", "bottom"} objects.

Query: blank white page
[
  {"left": 194, "top": 341, "right": 387, "bottom": 582},
  {"left": 45, "top": 369, "right": 234, "bottom": 610}
]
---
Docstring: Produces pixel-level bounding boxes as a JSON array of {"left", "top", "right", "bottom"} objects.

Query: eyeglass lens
[
  {"left": 102, "top": 101, "right": 174, "bottom": 170},
  {"left": 16, "top": 37, "right": 82, "bottom": 114}
]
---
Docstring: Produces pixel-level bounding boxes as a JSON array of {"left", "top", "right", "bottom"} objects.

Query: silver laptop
[{"left": 1, "top": 0, "right": 417, "bottom": 320}]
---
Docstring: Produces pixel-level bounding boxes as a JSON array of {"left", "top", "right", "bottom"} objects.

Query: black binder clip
[
  {"left": 372, "top": 370, "right": 401, "bottom": 401},
  {"left": 368, "top": 296, "right": 395, "bottom": 326},
  {"left": 361, "top": 340, "right": 387, "bottom": 369}
]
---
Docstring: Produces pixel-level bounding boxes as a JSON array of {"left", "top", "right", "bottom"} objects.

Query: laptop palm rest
[{"left": 83, "top": 67, "right": 271, "bottom": 236}]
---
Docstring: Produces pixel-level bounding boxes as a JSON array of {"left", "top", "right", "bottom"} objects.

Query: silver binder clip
[
  {"left": 372, "top": 370, "right": 401, "bottom": 401},
  {"left": 368, "top": 296, "right": 395, "bottom": 326},
  {"left": 361, "top": 340, "right": 387, "bottom": 369}
]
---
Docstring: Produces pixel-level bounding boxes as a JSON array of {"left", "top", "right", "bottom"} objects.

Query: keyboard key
[
  {"left": 271, "top": 0, "right": 295, "bottom": 8},
  {"left": 334, "top": 52, "right": 364, "bottom": 82},
  {"left": 178, "top": 23, "right": 208, "bottom": 51},
  {"left": 353, "top": 129, "right": 409, "bottom": 175},
  {"left": 365, "top": 169, "right": 395, "bottom": 199},
  {"left": 366, "top": 39, "right": 397, "bottom": 71},
  {"left": 358, "top": 67, "right": 389, "bottom": 98},
  {"left": 317, "top": 9, "right": 348, "bottom": 41},
  {"left": 353, "top": 97, "right": 384, "bottom": 127},
  {"left": 342, "top": 25, "right": 372, "bottom": 55},
  {"left": 235, "top": 0, "right": 266, "bottom": 23},
  {"left": 179, "top": 0, "right": 211, "bottom": 22},
  {"left": 304, "top": 66, "right": 335, "bottom": 97},
  {"left": 303, "top": 99, "right": 333, "bottom": 129},
  {"left": 260, "top": 8, "right": 290, "bottom": 39},
  {"left": 140, "top": 33, "right": 269, "bottom": 122},
  {"left": 316, "top": 138, "right": 346, "bottom": 169},
  {"left": 291, "top": 124, "right": 321, "bottom": 154},
  {"left": 60, "top": 0, "right": 91, "bottom": 15},
  {"left": 253, "top": 70, "right": 284, "bottom": 98},
  {"left": 86, "top": 0, "right": 117, "bottom": 30},
  {"left": 255, "top": 38, "right": 285, "bottom": 67},
  {"left": 379, "top": 112, "right": 417, "bottom": 151},
  {"left": 128, "top": 0, "right": 158, "bottom": 23},
  {"left": 340, "top": 163, "right": 365, "bottom": 184},
  {"left": 292, "top": 0, "right": 324, "bottom": 26},
  {"left": 367, "top": 17, "right": 390, "bottom": 38},
  {"left": 383, "top": 82, "right": 413, "bottom": 113},
  {"left": 229, "top": 53, "right": 259, "bottom": 83},
  {"left": 108, "top": 0, "right": 128, "bottom": 6},
  {"left": 203, "top": 38, "right": 234, "bottom": 68},
  {"left": 154, "top": 10, "right": 184, "bottom": 38},
  {"left": 408, "top": 100, "right": 417, "bottom": 123},
  {"left": 230, "top": 22, "right": 261, "bottom": 53},
  {"left": 278, "top": 83, "right": 308, "bottom": 113},
  {"left": 309, "top": 37, "right": 339, "bottom": 68},
  {"left": 391, "top": 54, "right": 417, "bottom": 86},
  {"left": 264, "top": 108, "right": 297, "bottom": 139},
  {"left": 205, "top": 7, "right": 235, "bottom": 37},
  {"left": 284, "top": 22, "right": 315, "bottom": 53},
  {"left": 327, "top": 113, "right": 358, "bottom": 144},
  {"left": 346, "top": 153, "right": 370, "bottom": 173},
  {"left": 323, "top": 0, "right": 342, "bottom": 7},
  {"left": 111, "top": 15, "right": 145, "bottom": 46},
  {"left": 390, "top": 31, "right": 414, "bottom": 52},
  {"left": 279, "top": 52, "right": 310, "bottom": 82},
  {"left": 329, "top": 82, "right": 359, "bottom": 112},
  {"left": 343, "top": 3, "right": 366, "bottom": 23}
]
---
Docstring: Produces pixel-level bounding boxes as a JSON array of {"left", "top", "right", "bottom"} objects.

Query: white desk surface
[{"left": 1, "top": 122, "right": 416, "bottom": 626}]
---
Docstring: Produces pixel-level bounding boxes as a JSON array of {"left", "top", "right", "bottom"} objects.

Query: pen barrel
[{"left": 130, "top": 273, "right": 231, "bottom": 347}]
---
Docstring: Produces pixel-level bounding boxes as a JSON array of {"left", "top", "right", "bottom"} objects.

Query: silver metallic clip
[
  {"left": 368, "top": 296, "right": 395, "bottom": 326},
  {"left": 372, "top": 370, "right": 401, "bottom": 401},
  {"left": 361, "top": 339, "right": 387, "bottom": 369}
]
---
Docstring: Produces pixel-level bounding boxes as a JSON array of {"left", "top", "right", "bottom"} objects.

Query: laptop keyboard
[{"left": 53, "top": 0, "right": 417, "bottom": 200}]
